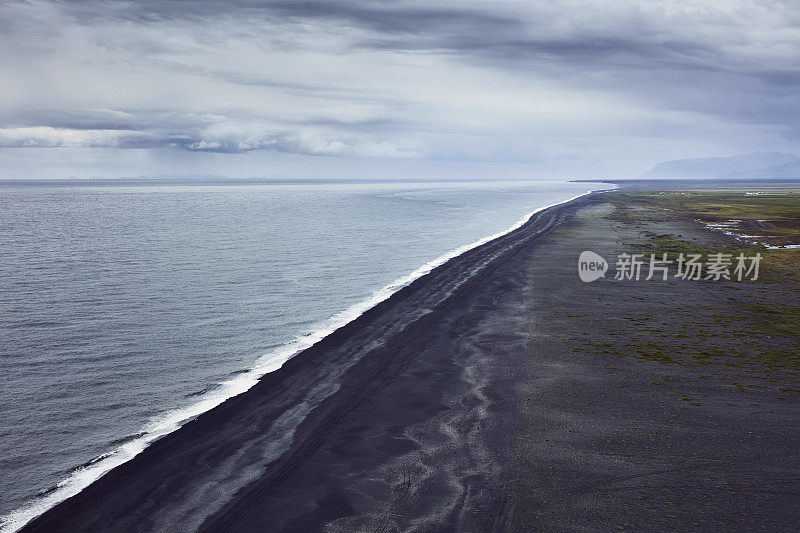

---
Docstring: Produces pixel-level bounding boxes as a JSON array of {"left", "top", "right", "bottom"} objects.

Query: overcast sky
[{"left": 1, "top": 0, "right": 799, "bottom": 179}]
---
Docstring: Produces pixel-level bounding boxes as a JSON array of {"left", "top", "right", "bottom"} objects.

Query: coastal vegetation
[{"left": 576, "top": 189, "right": 800, "bottom": 394}]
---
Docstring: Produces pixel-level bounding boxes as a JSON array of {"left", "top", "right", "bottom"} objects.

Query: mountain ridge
[{"left": 642, "top": 151, "right": 799, "bottom": 179}]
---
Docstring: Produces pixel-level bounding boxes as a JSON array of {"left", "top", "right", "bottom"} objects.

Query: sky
[{"left": 1, "top": 0, "right": 799, "bottom": 180}]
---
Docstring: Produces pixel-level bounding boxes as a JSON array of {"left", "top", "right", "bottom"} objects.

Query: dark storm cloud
[
  {"left": 64, "top": 0, "right": 523, "bottom": 35},
  {"left": 2, "top": 0, "right": 800, "bottom": 174},
  {"left": 56, "top": 0, "right": 784, "bottom": 79},
  {"left": 46, "top": 0, "right": 725, "bottom": 79}
]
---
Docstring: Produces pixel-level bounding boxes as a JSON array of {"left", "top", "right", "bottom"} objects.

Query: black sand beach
[{"left": 23, "top": 190, "right": 800, "bottom": 532}]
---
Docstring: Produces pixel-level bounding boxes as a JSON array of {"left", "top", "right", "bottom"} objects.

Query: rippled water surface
[{"left": 0, "top": 179, "right": 594, "bottom": 525}]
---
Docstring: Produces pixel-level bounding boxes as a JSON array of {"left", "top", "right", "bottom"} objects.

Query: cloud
[
  {"left": 178, "top": 126, "right": 418, "bottom": 157},
  {"left": 0, "top": 121, "right": 418, "bottom": 158},
  {"left": 1, "top": 0, "right": 799, "bottom": 178},
  {"left": 0, "top": 127, "right": 157, "bottom": 148}
]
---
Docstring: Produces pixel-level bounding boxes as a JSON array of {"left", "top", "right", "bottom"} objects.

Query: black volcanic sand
[{"left": 23, "top": 192, "right": 800, "bottom": 532}]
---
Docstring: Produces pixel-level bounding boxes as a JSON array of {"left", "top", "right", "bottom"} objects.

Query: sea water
[{"left": 0, "top": 179, "right": 597, "bottom": 530}]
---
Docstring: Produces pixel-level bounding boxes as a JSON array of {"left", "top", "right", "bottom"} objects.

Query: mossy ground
[
  {"left": 576, "top": 190, "right": 800, "bottom": 394},
  {"left": 506, "top": 193, "right": 800, "bottom": 531},
  {"left": 606, "top": 190, "right": 800, "bottom": 281}
]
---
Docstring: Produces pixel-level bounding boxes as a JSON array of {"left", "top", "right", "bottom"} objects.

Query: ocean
[{"left": 0, "top": 179, "right": 597, "bottom": 530}]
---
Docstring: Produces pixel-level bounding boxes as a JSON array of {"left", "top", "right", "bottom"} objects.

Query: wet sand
[{"left": 23, "top": 191, "right": 800, "bottom": 532}]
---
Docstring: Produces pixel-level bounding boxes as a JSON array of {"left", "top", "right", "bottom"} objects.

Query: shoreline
[
  {"left": 18, "top": 185, "right": 800, "bottom": 531},
  {"left": 7, "top": 188, "right": 602, "bottom": 532}
]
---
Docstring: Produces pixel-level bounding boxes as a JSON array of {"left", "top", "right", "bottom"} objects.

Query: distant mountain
[
  {"left": 720, "top": 159, "right": 800, "bottom": 180},
  {"left": 642, "top": 151, "right": 798, "bottom": 179}
]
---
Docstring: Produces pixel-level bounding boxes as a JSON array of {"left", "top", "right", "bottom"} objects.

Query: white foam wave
[{"left": 0, "top": 185, "right": 607, "bottom": 532}]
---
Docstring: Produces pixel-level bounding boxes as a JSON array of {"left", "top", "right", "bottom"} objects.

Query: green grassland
[
  {"left": 585, "top": 190, "right": 800, "bottom": 386},
  {"left": 607, "top": 190, "right": 800, "bottom": 281}
]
